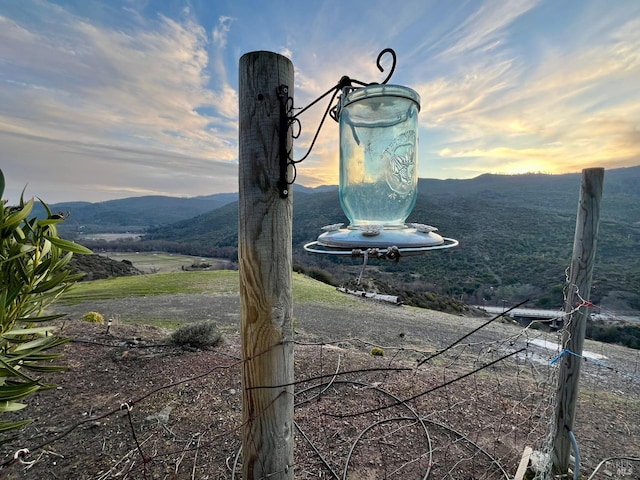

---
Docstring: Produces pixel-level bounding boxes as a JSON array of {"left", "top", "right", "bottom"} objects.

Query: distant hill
[
  {"left": 69, "top": 254, "right": 142, "bottom": 281},
  {"left": 40, "top": 184, "right": 339, "bottom": 235},
  {"left": 46, "top": 166, "right": 640, "bottom": 313},
  {"left": 415, "top": 167, "right": 640, "bottom": 222},
  {"left": 137, "top": 167, "right": 640, "bottom": 313},
  {"left": 42, "top": 167, "right": 640, "bottom": 236},
  {"left": 36, "top": 193, "right": 238, "bottom": 234}
]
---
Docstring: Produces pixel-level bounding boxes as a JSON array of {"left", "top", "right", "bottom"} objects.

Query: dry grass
[{"left": 1, "top": 317, "right": 638, "bottom": 479}]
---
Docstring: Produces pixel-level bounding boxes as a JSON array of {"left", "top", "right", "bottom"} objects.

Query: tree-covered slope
[{"left": 131, "top": 168, "right": 640, "bottom": 312}]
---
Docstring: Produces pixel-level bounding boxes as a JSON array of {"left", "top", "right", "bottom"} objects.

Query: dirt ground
[{"left": 1, "top": 294, "right": 639, "bottom": 479}]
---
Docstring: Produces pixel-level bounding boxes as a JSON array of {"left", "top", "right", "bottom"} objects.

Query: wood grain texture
[
  {"left": 552, "top": 168, "right": 604, "bottom": 475},
  {"left": 238, "top": 51, "right": 294, "bottom": 480}
]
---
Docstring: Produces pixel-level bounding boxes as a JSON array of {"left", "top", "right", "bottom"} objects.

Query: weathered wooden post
[
  {"left": 551, "top": 167, "right": 604, "bottom": 476},
  {"left": 238, "top": 51, "right": 294, "bottom": 479}
]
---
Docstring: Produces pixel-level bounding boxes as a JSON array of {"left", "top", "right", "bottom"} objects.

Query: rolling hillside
[
  {"left": 36, "top": 193, "right": 237, "bottom": 233},
  {"left": 40, "top": 185, "right": 333, "bottom": 234},
  {"left": 74, "top": 167, "right": 640, "bottom": 314},
  {"left": 22, "top": 166, "right": 633, "bottom": 313}
]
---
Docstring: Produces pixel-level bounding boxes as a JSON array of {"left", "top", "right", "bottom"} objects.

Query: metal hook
[{"left": 376, "top": 48, "right": 397, "bottom": 85}]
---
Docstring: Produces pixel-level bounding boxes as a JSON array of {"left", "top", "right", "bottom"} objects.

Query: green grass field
[
  {"left": 59, "top": 270, "right": 361, "bottom": 308},
  {"left": 59, "top": 270, "right": 238, "bottom": 304},
  {"left": 100, "top": 252, "right": 224, "bottom": 273}
]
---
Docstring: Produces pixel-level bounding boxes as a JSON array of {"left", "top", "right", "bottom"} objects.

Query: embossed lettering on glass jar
[{"left": 337, "top": 84, "right": 420, "bottom": 228}]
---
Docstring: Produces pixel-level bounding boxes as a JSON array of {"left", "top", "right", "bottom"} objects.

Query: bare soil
[{"left": 1, "top": 294, "right": 639, "bottom": 479}]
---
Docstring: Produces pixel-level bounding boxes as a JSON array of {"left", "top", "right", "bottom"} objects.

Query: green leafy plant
[
  {"left": 370, "top": 346, "right": 385, "bottom": 357},
  {"left": 82, "top": 311, "right": 104, "bottom": 323},
  {"left": 0, "top": 169, "right": 91, "bottom": 442}
]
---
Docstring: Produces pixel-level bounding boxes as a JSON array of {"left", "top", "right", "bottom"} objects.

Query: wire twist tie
[
  {"left": 13, "top": 449, "right": 29, "bottom": 461},
  {"left": 550, "top": 349, "right": 574, "bottom": 365}
]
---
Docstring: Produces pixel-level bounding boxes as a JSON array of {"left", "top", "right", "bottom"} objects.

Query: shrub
[
  {"left": 82, "top": 311, "right": 104, "bottom": 323},
  {"left": 370, "top": 346, "right": 385, "bottom": 357},
  {"left": 0, "top": 169, "right": 92, "bottom": 441},
  {"left": 190, "top": 261, "right": 211, "bottom": 269},
  {"left": 306, "top": 267, "right": 338, "bottom": 286},
  {"left": 170, "top": 321, "right": 222, "bottom": 349}
]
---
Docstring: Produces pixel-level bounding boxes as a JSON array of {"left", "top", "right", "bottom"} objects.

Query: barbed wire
[{"left": 1, "top": 293, "right": 638, "bottom": 479}]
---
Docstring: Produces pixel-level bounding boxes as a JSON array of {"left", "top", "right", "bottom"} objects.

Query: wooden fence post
[
  {"left": 551, "top": 167, "right": 604, "bottom": 476},
  {"left": 238, "top": 51, "right": 294, "bottom": 479}
]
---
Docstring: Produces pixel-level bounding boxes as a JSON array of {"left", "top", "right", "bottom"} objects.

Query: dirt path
[
  {"left": 53, "top": 292, "right": 640, "bottom": 382},
  {"left": 53, "top": 292, "right": 520, "bottom": 351}
]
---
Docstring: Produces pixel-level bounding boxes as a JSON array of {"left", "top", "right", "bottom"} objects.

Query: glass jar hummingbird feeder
[{"left": 278, "top": 48, "right": 457, "bottom": 260}]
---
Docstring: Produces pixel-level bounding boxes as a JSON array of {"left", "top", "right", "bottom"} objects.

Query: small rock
[{"left": 145, "top": 406, "right": 172, "bottom": 425}]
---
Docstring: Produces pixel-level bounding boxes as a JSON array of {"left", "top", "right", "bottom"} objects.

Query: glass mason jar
[{"left": 337, "top": 84, "right": 421, "bottom": 228}]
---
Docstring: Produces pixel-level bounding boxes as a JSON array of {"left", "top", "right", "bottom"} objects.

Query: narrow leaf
[
  {"left": 43, "top": 236, "right": 92, "bottom": 254},
  {"left": 0, "top": 401, "right": 28, "bottom": 413},
  {"left": 3, "top": 326, "right": 59, "bottom": 336},
  {"left": 36, "top": 218, "right": 64, "bottom": 227},
  {"left": 13, "top": 336, "right": 62, "bottom": 352},
  {"left": 16, "top": 313, "right": 66, "bottom": 323},
  {"left": 5, "top": 352, "right": 63, "bottom": 362},
  {"left": 32, "top": 271, "right": 72, "bottom": 294},
  {"left": 7, "top": 336, "right": 69, "bottom": 357},
  {"left": 2, "top": 198, "right": 34, "bottom": 229},
  {"left": 0, "top": 383, "right": 41, "bottom": 401},
  {"left": 20, "top": 364, "right": 66, "bottom": 373},
  {"left": 0, "top": 356, "right": 38, "bottom": 382},
  {"left": 0, "top": 419, "right": 33, "bottom": 434}
]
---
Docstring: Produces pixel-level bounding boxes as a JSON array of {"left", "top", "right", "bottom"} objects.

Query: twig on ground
[
  {"left": 191, "top": 433, "right": 202, "bottom": 480},
  {"left": 330, "top": 348, "right": 526, "bottom": 418}
]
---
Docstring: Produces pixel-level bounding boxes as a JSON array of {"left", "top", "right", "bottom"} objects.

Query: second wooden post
[
  {"left": 238, "top": 51, "right": 294, "bottom": 479},
  {"left": 551, "top": 167, "right": 604, "bottom": 475}
]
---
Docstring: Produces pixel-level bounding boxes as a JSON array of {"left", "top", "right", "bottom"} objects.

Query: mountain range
[{"left": 47, "top": 166, "right": 640, "bottom": 314}]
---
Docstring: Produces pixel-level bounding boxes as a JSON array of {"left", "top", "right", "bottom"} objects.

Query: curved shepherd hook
[{"left": 376, "top": 48, "right": 397, "bottom": 85}]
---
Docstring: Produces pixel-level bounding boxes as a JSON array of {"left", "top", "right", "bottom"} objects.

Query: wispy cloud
[
  {"left": 1, "top": 0, "right": 638, "bottom": 201},
  {"left": 436, "top": 0, "right": 539, "bottom": 58},
  {"left": 409, "top": 2, "right": 640, "bottom": 177},
  {"left": 209, "top": 15, "right": 238, "bottom": 121},
  {"left": 0, "top": 2, "right": 237, "bottom": 201},
  {"left": 212, "top": 15, "right": 234, "bottom": 49},
  {"left": 284, "top": 0, "right": 543, "bottom": 184}
]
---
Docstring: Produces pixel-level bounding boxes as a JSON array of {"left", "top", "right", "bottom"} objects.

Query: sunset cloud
[{"left": 0, "top": 0, "right": 638, "bottom": 202}]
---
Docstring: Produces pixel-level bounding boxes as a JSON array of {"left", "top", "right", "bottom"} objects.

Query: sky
[{"left": 1, "top": 0, "right": 639, "bottom": 203}]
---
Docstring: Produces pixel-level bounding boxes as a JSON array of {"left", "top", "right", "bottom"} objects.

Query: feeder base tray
[{"left": 304, "top": 223, "right": 458, "bottom": 256}]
